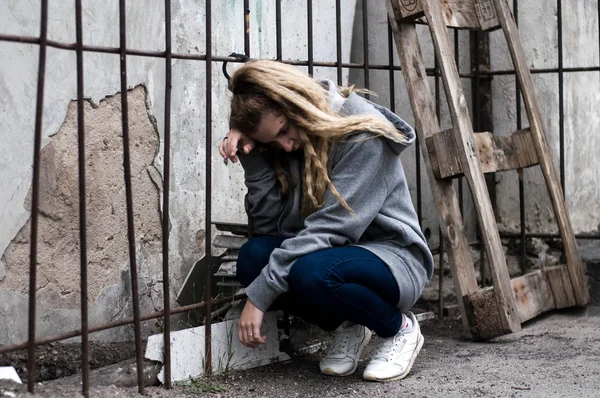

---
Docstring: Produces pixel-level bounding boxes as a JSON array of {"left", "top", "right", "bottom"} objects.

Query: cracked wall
[
  {"left": 2, "top": 86, "right": 161, "bottom": 309},
  {"left": 0, "top": 87, "right": 164, "bottom": 343}
]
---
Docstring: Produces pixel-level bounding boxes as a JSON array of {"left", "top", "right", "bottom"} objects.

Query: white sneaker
[
  {"left": 363, "top": 312, "right": 424, "bottom": 382},
  {"left": 319, "top": 322, "right": 372, "bottom": 376}
]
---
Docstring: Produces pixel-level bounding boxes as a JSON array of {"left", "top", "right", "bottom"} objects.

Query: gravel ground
[{"left": 2, "top": 307, "right": 599, "bottom": 398}]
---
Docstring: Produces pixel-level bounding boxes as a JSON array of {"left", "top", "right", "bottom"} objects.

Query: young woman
[{"left": 218, "top": 60, "right": 433, "bottom": 382}]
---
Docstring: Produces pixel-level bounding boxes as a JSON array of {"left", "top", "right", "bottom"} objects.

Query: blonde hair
[{"left": 229, "top": 60, "right": 406, "bottom": 218}]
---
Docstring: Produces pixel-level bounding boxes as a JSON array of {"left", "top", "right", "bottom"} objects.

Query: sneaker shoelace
[
  {"left": 327, "top": 328, "right": 353, "bottom": 357},
  {"left": 373, "top": 334, "right": 406, "bottom": 362}
]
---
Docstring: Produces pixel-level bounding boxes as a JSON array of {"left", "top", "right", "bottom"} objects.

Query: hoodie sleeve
[
  {"left": 238, "top": 150, "right": 285, "bottom": 235},
  {"left": 245, "top": 134, "right": 392, "bottom": 311}
]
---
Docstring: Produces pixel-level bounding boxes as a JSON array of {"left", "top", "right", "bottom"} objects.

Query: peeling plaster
[{"left": 1, "top": 86, "right": 162, "bottom": 311}]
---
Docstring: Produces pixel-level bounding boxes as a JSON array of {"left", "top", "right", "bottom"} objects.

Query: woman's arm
[
  {"left": 220, "top": 129, "right": 285, "bottom": 235},
  {"left": 245, "top": 134, "right": 391, "bottom": 311}
]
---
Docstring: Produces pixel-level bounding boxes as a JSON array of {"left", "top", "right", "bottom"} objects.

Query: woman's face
[{"left": 251, "top": 111, "right": 303, "bottom": 152}]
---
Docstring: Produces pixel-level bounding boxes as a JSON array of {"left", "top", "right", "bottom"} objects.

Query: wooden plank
[
  {"left": 392, "top": 0, "right": 425, "bottom": 20},
  {"left": 215, "top": 261, "right": 237, "bottom": 278},
  {"left": 511, "top": 269, "right": 555, "bottom": 322},
  {"left": 213, "top": 234, "right": 248, "bottom": 249},
  {"left": 392, "top": 0, "right": 500, "bottom": 30},
  {"left": 427, "top": 129, "right": 539, "bottom": 179},
  {"left": 468, "top": 266, "right": 565, "bottom": 339},
  {"left": 473, "top": 0, "right": 500, "bottom": 30},
  {"left": 423, "top": 0, "right": 521, "bottom": 333},
  {"left": 494, "top": 0, "right": 590, "bottom": 306},
  {"left": 546, "top": 265, "right": 577, "bottom": 309},
  {"left": 387, "top": 1, "right": 479, "bottom": 338}
]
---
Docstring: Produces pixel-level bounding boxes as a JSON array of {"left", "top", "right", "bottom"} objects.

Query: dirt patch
[{"left": 0, "top": 341, "right": 136, "bottom": 383}]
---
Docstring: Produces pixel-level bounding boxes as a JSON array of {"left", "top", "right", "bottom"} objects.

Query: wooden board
[
  {"left": 392, "top": 0, "right": 500, "bottom": 30},
  {"left": 427, "top": 129, "right": 539, "bottom": 179},
  {"left": 387, "top": 1, "right": 480, "bottom": 338},
  {"left": 422, "top": 0, "right": 521, "bottom": 333},
  {"left": 468, "top": 265, "right": 574, "bottom": 339},
  {"left": 546, "top": 265, "right": 577, "bottom": 309},
  {"left": 494, "top": 0, "right": 589, "bottom": 306}
]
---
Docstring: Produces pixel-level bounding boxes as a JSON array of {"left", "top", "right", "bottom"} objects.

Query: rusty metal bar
[
  {"left": 0, "top": 33, "right": 598, "bottom": 75},
  {"left": 244, "top": 0, "right": 250, "bottom": 57},
  {"left": 387, "top": 21, "right": 396, "bottom": 113},
  {"left": 74, "top": 0, "right": 89, "bottom": 395},
  {"left": 362, "top": 0, "right": 369, "bottom": 94},
  {"left": 307, "top": 0, "right": 314, "bottom": 76},
  {"left": 276, "top": 0, "right": 282, "bottom": 60},
  {"left": 27, "top": 0, "right": 49, "bottom": 392},
  {"left": 0, "top": 294, "right": 248, "bottom": 355},
  {"left": 118, "top": 1, "right": 145, "bottom": 393},
  {"left": 434, "top": 49, "right": 443, "bottom": 318},
  {"left": 335, "top": 0, "right": 342, "bottom": 85},
  {"left": 162, "top": 0, "right": 173, "bottom": 389},
  {"left": 204, "top": 0, "right": 214, "bottom": 377}
]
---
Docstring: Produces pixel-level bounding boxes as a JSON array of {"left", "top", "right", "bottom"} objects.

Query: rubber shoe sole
[
  {"left": 321, "top": 329, "right": 373, "bottom": 377},
  {"left": 363, "top": 333, "right": 424, "bottom": 382}
]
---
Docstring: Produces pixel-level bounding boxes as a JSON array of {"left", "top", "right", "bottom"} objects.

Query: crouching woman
[{"left": 218, "top": 60, "right": 433, "bottom": 382}]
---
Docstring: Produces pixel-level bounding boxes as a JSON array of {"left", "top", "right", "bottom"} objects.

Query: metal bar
[
  {"left": 27, "top": 0, "right": 49, "bottom": 392},
  {"left": 162, "top": 0, "right": 173, "bottom": 389},
  {"left": 557, "top": 0, "right": 565, "bottom": 194},
  {"left": 204, "top": 0, "right": 214, "bottom": 377},
  {"left": 434, "top": 50, "right": 443, "bottom": 318},
  {"left": 501, "top": 232, "right": 600, "bottom": 239},
  {"left": 0, "top": 294, "right": 248, "bottom": 355},
  {"left": 0, "top": 34, "right": 598, "bottom": 75},
  {"left": 335, "top": 0, "right": 342, "bottom": 85},
  {"left": 307, "top": 0, "right": 314, "bottom": 76},
  {"left": 362, "top": 0, "right": 369, "bottom": 94},
  {"left": 557, "top": 0, "right": 567, "bottom": 264},
  {"left": 244, "top": 0, "right": 250, "bottom": 58},
  {"left": 438, "top": 227, "right": 444, "bottom": 318},
  {"left": 74, "top": 0, "right": 89, "bottom": 395},
  {"left": 276, "top": 0, "right": 282, "bottom": 61},
  {"left": 388, "top": 21, "right": 396, "bottom": 112},
  {"left": 118, "top": 1, "right": 145, "bottom": 393}
]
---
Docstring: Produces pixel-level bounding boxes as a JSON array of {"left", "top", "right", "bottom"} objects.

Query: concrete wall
[
  {"left": 0, "top": 0, "right": 357, "bottom": 344},
  {"left": 351, "top": 0, "right": 600, "bottom": 247}
]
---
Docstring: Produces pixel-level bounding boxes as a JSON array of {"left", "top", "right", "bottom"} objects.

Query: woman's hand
[
  {"left": 219, "top": 129, "right": 256, "bottom": 164},
  {"left": 238, "top": 299, "right": 267, "bottom": 348}
]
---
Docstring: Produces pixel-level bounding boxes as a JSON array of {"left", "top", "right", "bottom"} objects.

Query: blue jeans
[{"left": 237, "top": 236, "right": 403, "bottom": 338}]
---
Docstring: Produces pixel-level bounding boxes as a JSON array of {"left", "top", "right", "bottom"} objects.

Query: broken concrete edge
[
  {"left": 0, "top": 367, "right": 22, "bottom": 384},
  {"left": 145, "top": 312, "right": 289, "bottom": 384}
]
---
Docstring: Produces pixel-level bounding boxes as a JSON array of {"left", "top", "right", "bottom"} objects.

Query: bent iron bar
[
  {"left": 27, "top": 0, "right": 49, "bottom": 393},
  {"left": 0, "top": 294, "right": 248, "bottom": 355},
  {"left": 75, "top": 0, "right": 90, "bottom": 395},
  {"left": 118, "top": 0, "right": 145, "bottom": 393},
  {"left": 163, "top": 0, "right": 173, "bottom": 389}
]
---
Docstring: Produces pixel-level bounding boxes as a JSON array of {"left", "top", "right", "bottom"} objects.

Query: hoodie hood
[{"left": 323, "top": 80, "right": 416, "bottom": 155}]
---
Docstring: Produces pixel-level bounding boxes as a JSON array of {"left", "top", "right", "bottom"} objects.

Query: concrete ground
[{"left": 2, "top": 307, "right": 599, "bottom": 398}]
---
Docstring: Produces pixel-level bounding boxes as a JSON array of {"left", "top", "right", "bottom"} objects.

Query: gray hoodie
[{"left": 238, "top": 80, "right": 434, "bottom": 313}]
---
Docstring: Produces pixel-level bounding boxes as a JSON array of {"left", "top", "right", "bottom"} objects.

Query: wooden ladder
[{"left": 386, "top": 0, "right": 589, "bottom": 339}]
